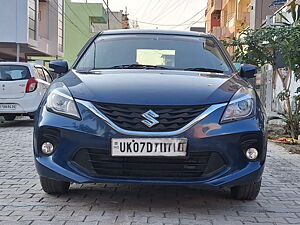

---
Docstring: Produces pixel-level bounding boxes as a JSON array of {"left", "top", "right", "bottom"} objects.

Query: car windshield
[
  {"left": 0, "top": 65, "right": 31, "bottom": 81},
  {"left": 75, "top": 34, "right": 232, "bottom": 74}
]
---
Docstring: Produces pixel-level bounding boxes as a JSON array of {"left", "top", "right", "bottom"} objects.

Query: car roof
[
  {"left": 101, "top": 29, "right": 213, "bottom": 38},
  {"left": 0, "top": 62, "right": 45, "bottom": 69}
]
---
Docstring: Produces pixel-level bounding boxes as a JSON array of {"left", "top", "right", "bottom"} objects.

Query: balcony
[{"left": 208, "top": 0, "right": 222, "bottom": 14}]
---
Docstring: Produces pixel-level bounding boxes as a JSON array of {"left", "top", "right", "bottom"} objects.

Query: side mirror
[
  {"left": 240, "top": 64, "right": 257, "bottom": 79},
  {"left": 49, "top": 60, "right": 69, "bottom": 74}
]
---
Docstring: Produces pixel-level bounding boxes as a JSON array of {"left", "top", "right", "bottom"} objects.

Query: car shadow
[
  {"left": 0, "top": 119, "right": 34, "bottom": 128},
  {"left": 51, "top": 183, "right": 233, "bottom": 208}
]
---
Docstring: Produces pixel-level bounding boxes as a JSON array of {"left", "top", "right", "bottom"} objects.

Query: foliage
[
  {"left": 223, "top": 9, "right": 300, "bottom": 138},
  {"left": 223, "top": 26, "right": 300, "bottom": 71}
]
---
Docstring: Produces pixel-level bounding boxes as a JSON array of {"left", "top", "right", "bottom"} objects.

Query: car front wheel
[
  {"left": 40, "top": 176, "right": 70, "bottom": 194},
  {"left": 3, "top": 114, "right": 16, "bottom": 121},
  {"left": 231, "top": 179, "right": 261, "bottom": 200}
]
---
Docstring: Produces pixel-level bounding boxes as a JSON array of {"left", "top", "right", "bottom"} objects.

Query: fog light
[
  {"left": 246, "top": 148, "right": 258, "bottom": 160},
  {"left": 41, "top": 142, "right": 54, "bottom": 155}
]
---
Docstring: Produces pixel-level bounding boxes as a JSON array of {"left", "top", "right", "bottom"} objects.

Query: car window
[
  {"left": 43, "top": 68, "right": 53, "bottom": 83},
  {"left": 76, "top": 43, "right": 95, "bottom": 71},
  {"left": 74, "top": 34, "right": 232, "bottom": 74},
  {"left": 36, "top": 68, "right": 46, "bottom": 81},
  {"left": 0, "top": 65, "right": 31, "bottom": 81}
]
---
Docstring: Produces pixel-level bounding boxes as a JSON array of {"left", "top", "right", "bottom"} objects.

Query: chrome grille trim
[{"left": 75, "top": 99, "right": 227, "bottom": 137}]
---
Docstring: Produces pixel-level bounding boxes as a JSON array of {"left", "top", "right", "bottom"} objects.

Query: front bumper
[{"left": 34, "top": 101, "right": 267, "bottom": 187}]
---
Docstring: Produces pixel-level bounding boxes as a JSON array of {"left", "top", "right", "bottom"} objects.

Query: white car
[{"left": 0, "top": 62, "right": 52, "bottom": 121}]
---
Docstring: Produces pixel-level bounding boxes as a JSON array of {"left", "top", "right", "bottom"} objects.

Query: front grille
[
  {"left": 93, "top": 103, "right": 209, "bottom": 132},
  {"left": 71, "top": 148, "right": 226, "bottom": 180}
]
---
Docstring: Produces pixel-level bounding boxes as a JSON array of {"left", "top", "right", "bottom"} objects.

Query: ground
[
  {"left": 268, "top": 124, "right": 300, "bottom": 154},
  {"left": 0, "top": 119, "right": 300, "bottom": 225}
]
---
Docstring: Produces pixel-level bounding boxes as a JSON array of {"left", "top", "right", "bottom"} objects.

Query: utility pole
[
  {"left": 16, "top": 43, "right": 20, "bottom": 62},
  {"left": 107, "top": 0, "right": 110, "bottom": 30}
]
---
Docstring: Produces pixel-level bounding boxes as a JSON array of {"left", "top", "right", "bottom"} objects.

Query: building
[
  {"left": 121, "top": 12, "right": 130, "bottom": 29},
  {"left": 64, "top": 0, "right": 107, "bottom": 65},
  {"left": 60, "top": 2, "right": 129, "bottom": 65},
  {"left": 0, "top": 0, "right": 64, "bottom": 62},
  {"left": 205, "top": 0, "right": 252, "bottom": 40},
  {"left": 268, "top": 0, "right": 298, "bottom": 26},
  {"left": 205, "top": 0, "right": 285, "bottom": 40},
  {"left": 32, "top": 1, "right": 129, "bottom": 66},
  {"left": 250, "top": 0, "right": 287, "bottom": 29},
  {"left": 205, "top": 0, "right": 222, "bottom": 38},
  {"left": 92, "top": 10, "right": 130, "bottom": 32},
  {"left": 106, "top": 11, "right": 130, "bottom": 30}
]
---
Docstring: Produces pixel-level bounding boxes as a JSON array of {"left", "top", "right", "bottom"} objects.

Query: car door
[
  {"left": 35, "top": 67, "right": 50, "bottom": 97},
  {"left": 0, "top": 65, "right": 31, "bottom": 99},
  {"left": 43, "top": 68, "right": 53, "bottom": 84}
]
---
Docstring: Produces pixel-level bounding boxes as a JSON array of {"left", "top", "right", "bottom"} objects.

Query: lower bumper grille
[{"left": 71, "top": 148, "right": 227, "bottom": 180}]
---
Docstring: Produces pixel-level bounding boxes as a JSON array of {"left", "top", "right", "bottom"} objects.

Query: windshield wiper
[
  {"left": 183, "top": 67, "right": 225, "bottom": 73},
  {"left": 93, "top": 64, "right": 171, "bottom": 70}
]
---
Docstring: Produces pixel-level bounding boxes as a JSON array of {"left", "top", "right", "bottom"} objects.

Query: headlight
[
  {"left": 46, "top": 82, "right": 80, "bottom": 120},
  {"left": 221, "top": 87, "right": 256, "bottom": 123}
]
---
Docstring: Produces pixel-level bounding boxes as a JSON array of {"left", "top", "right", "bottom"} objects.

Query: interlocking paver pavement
[{"left": 0, "top": 119, "right": 300, "bottom": 225}]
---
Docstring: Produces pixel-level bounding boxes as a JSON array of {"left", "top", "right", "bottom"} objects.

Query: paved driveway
[{"left": 0, "top": 119, "right": 300, "bottom": 225}]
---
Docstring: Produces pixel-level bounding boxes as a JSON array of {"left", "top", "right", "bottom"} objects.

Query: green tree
[{"left": 224, "top": 24, "right": 300, "bottom": 139}]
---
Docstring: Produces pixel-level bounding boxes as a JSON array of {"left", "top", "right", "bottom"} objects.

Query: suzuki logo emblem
[{"left": 141, "top": 110, "right": 159, "bottom": 128}]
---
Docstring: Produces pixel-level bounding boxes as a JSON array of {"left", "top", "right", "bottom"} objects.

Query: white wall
[
  {"left": 0, "top": 0, "right": 28, "bottom": 44},
  {"left": 39, "top": 2, "right": 50, "bottom": 40},
  {"left": 272, "top": 70, "right": 300, "bottom": 114},
  {"left": 36, "top": 0, "right": 64, "bottom": 57},
  {"left": 270, "top": 4, "right": 299, "bottom": 113},
  {"left": 0, "top": 0, "right": 64, "bottom": 58}
]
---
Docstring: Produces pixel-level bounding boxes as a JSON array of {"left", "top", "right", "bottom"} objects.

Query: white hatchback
[{"left": 0, "top": 62, "right": 52, "bottom": 121}]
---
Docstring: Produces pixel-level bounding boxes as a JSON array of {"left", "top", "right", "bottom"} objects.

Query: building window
[
  {"left": 214, "top": 15, "right": 221, "bottom": 20},
  {"left": 29, "top": 0, "right": 37, "bottom": 40},
  {"left": 57, "top": 0, "right": 64, "bottom": 52}
]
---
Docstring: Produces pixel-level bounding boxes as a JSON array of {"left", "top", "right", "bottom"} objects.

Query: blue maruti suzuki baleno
[{"left": 34, "top": 30, "right": 267, "bottom": 200}]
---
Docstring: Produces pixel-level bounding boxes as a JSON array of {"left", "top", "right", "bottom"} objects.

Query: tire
[
  {"left": 231, "top": 179, "right": 261, "bottom": 200},
  {"left": 3, "top": 114, "right": 16, "bottom": 121},
  {"left": 40, "top": 176, "right": 70, "bottom": 194}
]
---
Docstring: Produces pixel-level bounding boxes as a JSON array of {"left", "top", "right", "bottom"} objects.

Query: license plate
[
  {"left": 0, "top": 104, "right": 16, "bottom": 111},
  {"left": 111, "top": 138, "right": 187, "bottom": 157}
]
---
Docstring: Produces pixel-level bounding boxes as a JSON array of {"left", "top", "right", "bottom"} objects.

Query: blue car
[{"left": 34, "top": 30, "right": 267, "bottom": 200}]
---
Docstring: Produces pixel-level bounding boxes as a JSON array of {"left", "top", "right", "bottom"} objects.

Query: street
[{"left": 0, "top": 120, "right": 299, "bottom": 225}]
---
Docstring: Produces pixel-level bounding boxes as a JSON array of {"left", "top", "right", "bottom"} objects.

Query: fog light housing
[
  {"left": 246, "top": 148, "right": 258, "bottom": 160},
  {"left": 41, "top": 142, "right": 54, "bottom": 155}
]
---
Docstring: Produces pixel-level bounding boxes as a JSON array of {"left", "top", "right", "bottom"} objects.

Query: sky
[{"left": 73, "top": 0, "right": 208, "bottom": 30}]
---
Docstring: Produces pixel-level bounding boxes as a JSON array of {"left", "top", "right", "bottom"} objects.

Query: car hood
[{"left": 61, "top": 69, "right": 245, "bottom": 105}]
